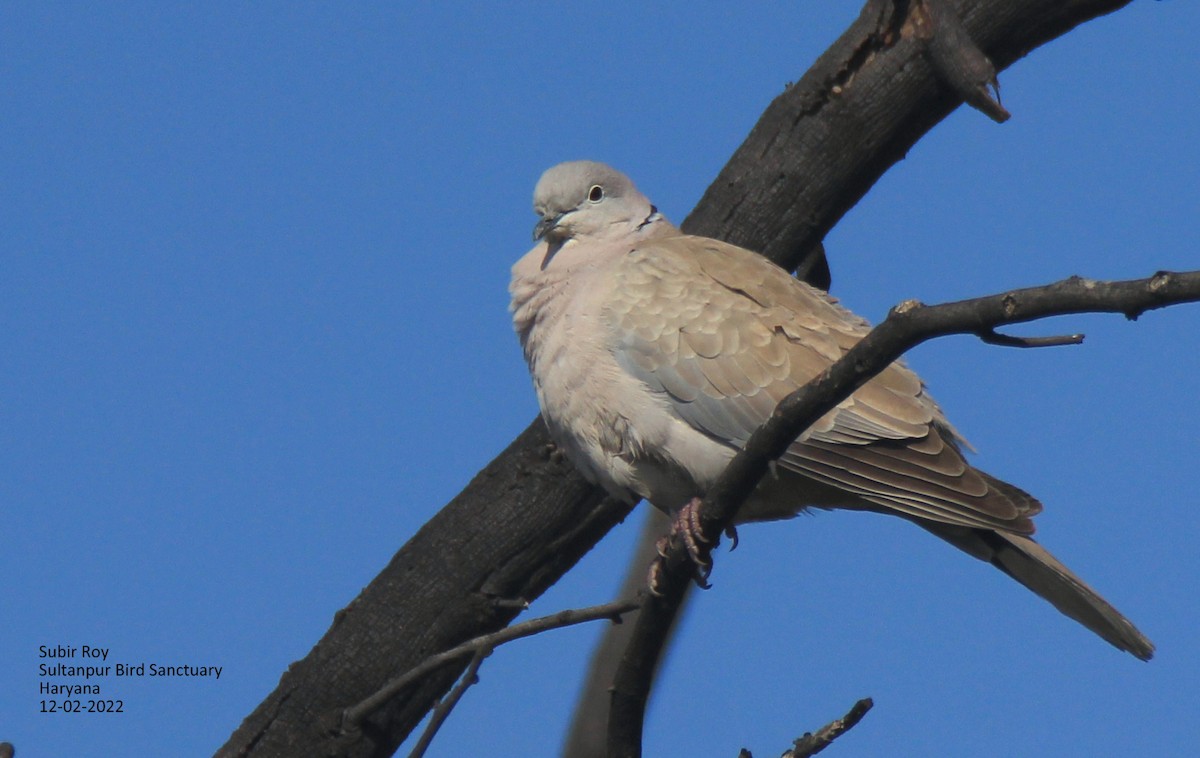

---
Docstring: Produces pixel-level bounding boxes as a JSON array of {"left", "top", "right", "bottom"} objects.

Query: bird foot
[{"left": 647, "top": 498, "right": 727, "bottom": 594}]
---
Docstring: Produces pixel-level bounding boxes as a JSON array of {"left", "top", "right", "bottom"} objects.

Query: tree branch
[
  {"left": 340, "top": 599, "right": 639, "bottom": 731},
  {"left": 977, "top": 327, "right": 1084, "bottom": 348},
  {"left": 607, "top": 271, "right": 1200, "bottom": 756},
  {"left": 922, "top": 0, "right": 1010, "bottom": 121},
  {"left": 560, "top": 510, "right": 686, "bottom": 758},
  {"left": 785, "top": 698, "right": 875, "bottom": 758},
  {"left": 406, "top": 652, "right": 486, "bottom": 758}
]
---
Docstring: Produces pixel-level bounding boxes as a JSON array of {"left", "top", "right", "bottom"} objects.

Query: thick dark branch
[
  {"left": 217, "top": 2, "right": 1140, "bottom": 755},
  {"left": 923, "top": 0, "right": 1010, "bottom": 121},
  {"left": 608, "top": 271, "right": 1200, "bottom": 756},
  {"left": 684, "top": 0, "right": 1134, "bottom": 272}
]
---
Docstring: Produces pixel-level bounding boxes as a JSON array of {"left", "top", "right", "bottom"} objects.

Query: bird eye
[{"left": 587, "top": 185, "right": 604, "bottom": 202}]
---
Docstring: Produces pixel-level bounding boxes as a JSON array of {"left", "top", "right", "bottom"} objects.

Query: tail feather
[{"left": 920, "top": 523, "right": 1154, "bottom": 660}]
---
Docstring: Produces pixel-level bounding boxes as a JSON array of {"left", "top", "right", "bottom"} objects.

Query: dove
[{"left": 509, "top": 160, "right": 1153, "bottom": 660}]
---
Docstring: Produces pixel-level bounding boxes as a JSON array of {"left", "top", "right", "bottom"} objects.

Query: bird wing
[{"left": 606, "top": 234, "right": 1039, "bottom": 532}]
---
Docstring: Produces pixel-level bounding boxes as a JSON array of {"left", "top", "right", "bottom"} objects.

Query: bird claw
[
  {"left": 646, "top": 498, "right": 716, "bottom": 594},
  {"left": 674, "top": 497, "right": 711, "bottom": 567}
]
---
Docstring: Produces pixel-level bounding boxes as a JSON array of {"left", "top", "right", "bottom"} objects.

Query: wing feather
[{"left": 606, "top": 235, "right": 1036, "bottom": 532}]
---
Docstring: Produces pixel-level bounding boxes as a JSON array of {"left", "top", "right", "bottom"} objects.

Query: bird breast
[{"left": 510, "top": 248, "right": 732, "bottom": 507}]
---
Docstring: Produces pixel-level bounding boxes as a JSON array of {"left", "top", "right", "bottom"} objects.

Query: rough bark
[{"left": 216, "top": 1, "right": 1135, "bottom": 756}]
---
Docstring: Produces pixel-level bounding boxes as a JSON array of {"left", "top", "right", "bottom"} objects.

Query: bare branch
[
  {"left": 561, "top": 510, "right": 685, "bottom": 758},
  {"left": 977, "top": 328, "right": 1084, "bottom": 348},
  {"left": 785, "top": 698, "right": 875, "bottom": 758},
  {"left": 406, "top": 652, "right": 487, "bottom": 758},
  {"left": 341, "top": 599, "right": 640, "bottom": 731},
  {"left": 922, "top": 0, "right": 1010, "bottom": 121},
  {"left": 608, "top": 270, "right": 1200, "bottom": 756},
  {"left": 731, "top": 698, "right": 872, "bottom": 758}
]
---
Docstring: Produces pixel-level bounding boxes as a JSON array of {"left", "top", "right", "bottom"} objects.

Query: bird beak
[{"left": 533, "top": 213, "right": 563, "bottom": 242}]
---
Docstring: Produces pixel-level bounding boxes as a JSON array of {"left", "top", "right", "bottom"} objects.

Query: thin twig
[
  {"left": 977, "top": 327, "right": 1085, "bottom": 348},
  {"left": 785, "top": 698, "right": 874, "bottom": 758},
  {"left": 342, "top": 599, "right": 640, "bottom": 730},
  {"left": 407, "top": 652, "right": 488, "bottom": 758},
  {"left": 608, "top": 269, "right": 1200, "bottom": 757}
]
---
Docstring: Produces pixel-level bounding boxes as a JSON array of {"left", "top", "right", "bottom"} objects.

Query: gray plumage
[{"left": 510, "top": 160, "right": 1153, "bottom": 660}]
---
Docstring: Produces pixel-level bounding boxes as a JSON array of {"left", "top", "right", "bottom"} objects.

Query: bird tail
[{"left": 918, "top": 522, "right": 1155, "bottom": 660}]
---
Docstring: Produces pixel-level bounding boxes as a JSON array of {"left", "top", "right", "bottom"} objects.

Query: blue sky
[{"left": 2, "top": 3, "right": 1198, "bottom": 756}]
